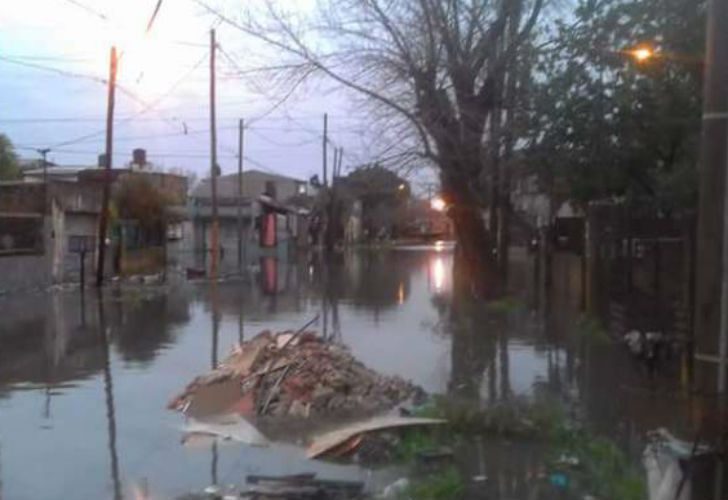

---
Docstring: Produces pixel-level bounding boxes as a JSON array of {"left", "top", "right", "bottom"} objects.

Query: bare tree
[{"left": 199, "top": 0, "right": 544, "bottom": 297}]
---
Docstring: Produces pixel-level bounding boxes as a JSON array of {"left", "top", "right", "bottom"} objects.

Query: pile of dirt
[{"left": 168, "top": 328, "right": 425, "bottom": 418}]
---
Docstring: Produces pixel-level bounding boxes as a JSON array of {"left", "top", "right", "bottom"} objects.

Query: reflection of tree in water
[
  {"left": 441, "top": 253, "right": 508, "bottom": 404},
  {"left": 110, "top": 289, "right": 190, "bottom": 365}
]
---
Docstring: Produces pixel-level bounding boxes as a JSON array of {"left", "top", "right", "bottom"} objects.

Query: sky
[{"left": 0, "top": 0, "right": 431, "bottom": 187}]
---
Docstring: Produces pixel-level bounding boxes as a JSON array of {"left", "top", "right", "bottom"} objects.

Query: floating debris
[
  {"left": 241, "top": 474, "right": 365, "bottom": 499},
  {"left": 182, "top": 414, "right": 269, "bottom": 447},
  {"left": 643, "top": 428, "right": 713, "bottom": 500},
  {"left": 307, "top": 415, "right": 446, "bottom": 459}
]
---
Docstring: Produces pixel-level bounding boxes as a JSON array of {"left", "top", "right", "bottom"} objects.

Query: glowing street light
[
  {"left": 431, "top": 197, "right": 447, "bottom": 212},
  {"left": 630, "top": 46, "right": 655, "bottom": 62}
]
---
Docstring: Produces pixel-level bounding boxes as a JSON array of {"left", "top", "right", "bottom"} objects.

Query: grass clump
[
  {"left": 575, "top": 314, "right": 610, "bottom": 343},
  {"left": 400, "top": 467, "right": 464, "bottom": 500},
  {"left": 485, "top": 296, "right": 527, "bottom": 314}
]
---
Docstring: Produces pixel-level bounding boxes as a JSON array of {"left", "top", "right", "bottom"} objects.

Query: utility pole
[
  {"left": 336, "top": 147, "right": 344, "bottom": 178},
  {"left": 322, "top": 113, "right": 328, "bottom": 187},
  {"left": 322, "top": 112, "right": 331, "bottom": 251},
  {"left": 96, "top": 46, "right": 117, "bottom": 287},
  {"left": 332, "top": 147, "right": 339, "bottom": 182},
  {"left": 694, "top": 0, "right": 728, "bottom": 393},
  {"left": 209, "top": 29, "right": 220, "bottom": 280},
  {"left": 237, "top": 118, "right": 244, "bottom": 271},
  {"left": 37, "top": 148, "right": 50, "bottom": 183},
  {"left": 38, "top": 147, "right": 51, "bottom": 214}
]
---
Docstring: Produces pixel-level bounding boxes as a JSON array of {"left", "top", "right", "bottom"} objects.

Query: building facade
[{"left": 188, "top": 170, "right": 312, "bottom": 274}]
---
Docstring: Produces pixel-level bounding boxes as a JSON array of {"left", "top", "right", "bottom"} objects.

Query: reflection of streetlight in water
[{"left": 432, "top": 257, "right": 445, "bottom": 292}]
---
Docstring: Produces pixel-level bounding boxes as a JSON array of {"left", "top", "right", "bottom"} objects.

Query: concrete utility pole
[
  {"left": 96, "top": 46, "right": 117, "bottom": 287},
  {"left": 209, "top": 29, "right": 220, "bottom": 280},
  {"left": 694, "top": 0, "right": 728, "bottom": 393},
  {"left": 237, "top": 118, "right": 244, "bottom": 271}
]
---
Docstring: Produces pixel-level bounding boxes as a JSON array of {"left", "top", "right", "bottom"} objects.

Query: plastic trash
[{"left": 380, "top": 478, "right": 409, "bottom": 498}]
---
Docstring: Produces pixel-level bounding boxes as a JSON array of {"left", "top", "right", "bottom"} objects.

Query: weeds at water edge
[{"left": 398, "top": 467, "right": 465, "bottom": 500}]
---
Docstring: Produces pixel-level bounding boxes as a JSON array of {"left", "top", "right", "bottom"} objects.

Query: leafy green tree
[
  {"left": 527, "top": 0, "right": 705, "bottom": 210},
  {"left": 0, "top": 134, "right": 21, "bottom": 180}
]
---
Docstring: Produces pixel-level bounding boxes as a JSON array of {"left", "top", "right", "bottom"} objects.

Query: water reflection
[
  {"left": 429, "top": 255, "right": 447, "bottom": 293},
  {"left": 98, "top": 291, "right": 122, "bottom": 500},
  {"left": 0, "top": 247, "right": 722, "bottom": 498}
]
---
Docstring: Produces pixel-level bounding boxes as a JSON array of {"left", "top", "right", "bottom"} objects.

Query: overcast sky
[{"left": 0, "top": 0, "right": 436, "bottom": 187}]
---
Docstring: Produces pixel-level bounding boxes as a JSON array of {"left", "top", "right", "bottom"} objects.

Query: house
[
  {"left": 0, "top": 149, "right": 188, "bottom": 292},
  {"left": 0, "top": 178, "right": 105, "bottom": 292},
  {"left": 329, "top": 165, "right": 412, "bottom": 243},
  {"left": 508, "top": 162, "right": 584, "bottom": 251},
  {"left": 399, "top": 199, "right": 455, "bottom": 241},
  {"left": 189, "top": 169, "right": 313, "bottom": 272}
]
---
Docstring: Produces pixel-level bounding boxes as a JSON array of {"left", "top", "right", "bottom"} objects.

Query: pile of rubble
[{"left": 168, "top": 327, "right": 425, "bottom": 419}]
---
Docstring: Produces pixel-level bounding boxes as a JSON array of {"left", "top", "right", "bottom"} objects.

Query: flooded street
[{"left": 0, "top": 246, "right": 719, "bottom": 499}]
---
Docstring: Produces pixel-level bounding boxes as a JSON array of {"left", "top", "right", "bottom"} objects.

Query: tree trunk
[
  {"left": 496, "top": 1, "right": 523, "bottom": 290},
  {"left": 497, "top": 202, "right": 510, "bottom": 287},
  {"left": 449, "top": 204, "right": 500, "bottom": 299}
]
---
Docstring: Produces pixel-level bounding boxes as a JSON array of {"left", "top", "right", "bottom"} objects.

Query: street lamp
[
  {"left": 608, "top": 45, "right": 657, "bottom": 63},
  {"left": 431, "top": 197, "right": 447, "bottom": 212},
  {"left": 630, "top": 46, "right": 655, "bottom": 62}
]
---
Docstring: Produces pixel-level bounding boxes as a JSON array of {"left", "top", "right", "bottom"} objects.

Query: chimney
[
  {"left": 132, "top": 148, "right": 147, "bottom": 168},
  {"left": 98, "top": 154, "right": 107, "bottom": 168}
]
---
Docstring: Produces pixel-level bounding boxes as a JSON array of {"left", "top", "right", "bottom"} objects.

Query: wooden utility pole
[
  {"left": 96, "top": 46, "right": 117, "bottom": 287},
  {"left": 237, "top": 118, "right": 244, "bottom": 271},
  {"left": 694, "top": 0, "right": 728, "bottom": 393},
  {"left": 209, "top": 29, "right": 220, "bottom": 279}
]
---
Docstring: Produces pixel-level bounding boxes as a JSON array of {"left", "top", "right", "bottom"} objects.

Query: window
[{"left": 167, "top": 223, "right": 183, "bottom": 241}]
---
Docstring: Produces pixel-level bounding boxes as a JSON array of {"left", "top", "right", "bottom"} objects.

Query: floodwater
[{"left": 0, "top": 246, "right": 722, "bottom": 499}]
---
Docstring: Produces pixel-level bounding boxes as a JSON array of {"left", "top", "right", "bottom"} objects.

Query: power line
[
  {"left": 16, "top": 145, "right": 239, "bottom": 160},
  {"left": 50, "top": 53, "right": 208, "bottom": 149},
  {"left": 0, "top": 55, "right": 106, "bottom": 84},
  {"left": 0, "top": 113, "right": 368, "bottom": 124},
  {"left": 145, "top": 0, "right": 165, "bottom": 33},
  {"left": 248, "top": 128, "right": 319, "bottom": 148},
  {"left": 0, "top": 54, "right": 94, "bottom": 63},
  {"left": 45, "top": 123, "right": 362, "bottom": 145},
  {"left": 60, "top": 0, "right": 109, "bottom": 21}
]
